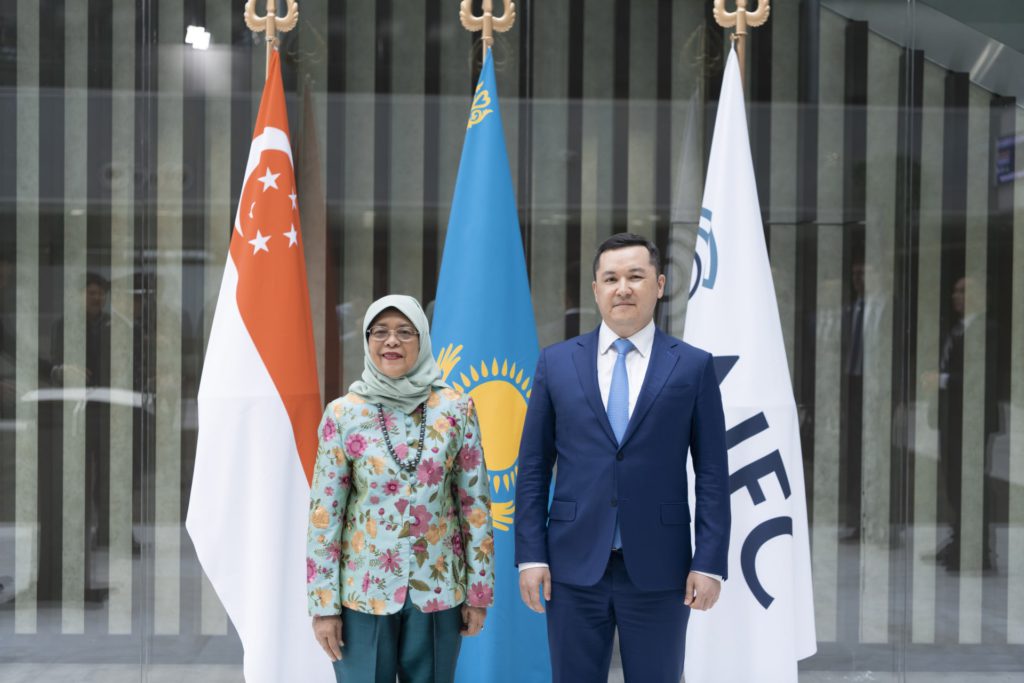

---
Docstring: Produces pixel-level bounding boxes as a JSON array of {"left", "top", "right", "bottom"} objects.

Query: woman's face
[{"left": 367, "top": 310, "right": 420, "bottom": 379}]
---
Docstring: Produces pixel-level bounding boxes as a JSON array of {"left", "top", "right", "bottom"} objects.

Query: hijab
[{"left": 348, "top": 295, "right": 446, "bottom": 414}]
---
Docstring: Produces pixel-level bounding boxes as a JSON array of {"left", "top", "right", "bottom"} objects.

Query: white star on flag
[
  {"left": 284, "top": 225, "right": 298, "bottom": 247},
  {"left": 258, "top": 167, "right": 280, "bottom": 192},
  {"left": 288, "top": 190, "right": 298, "bottom": 209},
  {"left": 248, "top": 230, "right": 271, "bottom": 254}
]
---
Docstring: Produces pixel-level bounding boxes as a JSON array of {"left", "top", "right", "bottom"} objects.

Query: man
[
  {"left": 839, "top": 259, "right": 865, "bottom": 543},
  {"left": 514, "top": 233, "right": 731, "bottom": 683},
  {"left": 40, "top": 273, "right": 117, "bottom": 602},
  {"left": 929, "top": 275, "right": 997, "bottom": 572}
]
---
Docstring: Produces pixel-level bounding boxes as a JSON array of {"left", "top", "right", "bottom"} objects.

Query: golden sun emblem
[{"left": 436, "top": 344, "right": 532, "bottom": 532}]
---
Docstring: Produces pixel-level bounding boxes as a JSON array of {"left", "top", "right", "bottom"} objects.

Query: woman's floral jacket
[{"left": 306, "top": 388, "right": 495, "bottom": 616}]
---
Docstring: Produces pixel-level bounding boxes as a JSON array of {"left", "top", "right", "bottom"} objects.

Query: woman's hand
[
  {"left": 460, "top": 605, "right": 487, "bottom": 637},
  {"left": 312, "top": 615, "right": 344, "bottom": 661}
]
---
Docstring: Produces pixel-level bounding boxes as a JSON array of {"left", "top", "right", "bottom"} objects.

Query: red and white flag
[{"left": 187, "top": 50, "right": 330, "bottom": 682}]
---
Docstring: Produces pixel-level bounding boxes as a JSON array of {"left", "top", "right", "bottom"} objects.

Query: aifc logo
[
  {"left": 435, "top": 344, "right": 530, "bottom": 532},
  {"left": 689, "top": 206, "right": 719, "bottom": 300}
]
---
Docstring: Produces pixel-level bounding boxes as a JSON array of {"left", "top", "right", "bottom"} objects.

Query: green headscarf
[{"left": 348, "top": 295, "right": 446, "bottom": 414}]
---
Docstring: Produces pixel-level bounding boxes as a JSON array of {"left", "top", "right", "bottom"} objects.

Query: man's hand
[
  {"left": 519, "top": 566, "right": 552, "bottom": 613},
  {"left": 312, "top": 615, "right": 343, "bottom": 661},
  {"left": 461, "top": 605, "right": 487, "bottom": 636},
  {"left": 684, "top": 572, "right": 721, "bottom": 611}
]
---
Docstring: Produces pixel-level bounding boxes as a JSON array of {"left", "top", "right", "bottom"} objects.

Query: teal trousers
[{"left": 332, "top": 597, "right": 463, "bottom": 683}]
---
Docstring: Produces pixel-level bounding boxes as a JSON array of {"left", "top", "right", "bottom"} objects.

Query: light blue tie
[{"left": 607, "top": 338, "right": 634, "bottom": 549}]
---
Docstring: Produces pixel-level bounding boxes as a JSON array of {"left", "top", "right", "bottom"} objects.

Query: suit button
[
  {"left": 611, "top": 498, "right": 618, "bottom": 507},
  {"left": 616, "top": 452, "right": 624, "bottom": 461}
]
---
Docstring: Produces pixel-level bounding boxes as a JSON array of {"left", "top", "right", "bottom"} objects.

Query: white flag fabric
[
  {"left": 683, "top": 46, "right": 817, "bottom": 683},
  {"left": 186, "top": 50, "right": 332, "bottom": 683}
]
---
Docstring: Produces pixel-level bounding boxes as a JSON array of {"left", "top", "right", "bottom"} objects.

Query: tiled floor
[
  {"left": 2, "top": 523, "right": 1021, "bottom": 682},
  {"left": 2, "top": 665, "right": 1023, "bottom": 682},
  {"left": 0, "top": 665, "right": 242, "bottom": 683}
]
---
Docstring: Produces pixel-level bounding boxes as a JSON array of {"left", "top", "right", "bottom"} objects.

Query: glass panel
[{"left": 1, "top": 0, "right": 1022, "bottom": 680}]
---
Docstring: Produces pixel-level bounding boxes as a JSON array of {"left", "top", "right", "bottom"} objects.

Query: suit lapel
[
  {"left": 573, "top": 329, "right": 618, "bottom": 446},
  {"left": 619, "top": 329, "right": 678, "bottom": 447}
]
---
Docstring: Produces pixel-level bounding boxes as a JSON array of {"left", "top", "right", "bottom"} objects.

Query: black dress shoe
[
  {"left": 838, "top": 529, "right": 860, "bottom": 544},
  {"left": 922, "top": 541, "right": 958, "bottom": 565}
]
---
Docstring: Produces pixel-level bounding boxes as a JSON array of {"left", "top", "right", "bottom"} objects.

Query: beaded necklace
[{"left": 376, "top": 403, "right": 426, "bottom": 474}]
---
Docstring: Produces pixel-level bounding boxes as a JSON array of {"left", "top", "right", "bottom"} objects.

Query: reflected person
[
  {"left": 929, "top": 276, "right": 997, "bottom": 571},
  {"left": 48, "top": 273, "right": 118, "bottom": 601}
]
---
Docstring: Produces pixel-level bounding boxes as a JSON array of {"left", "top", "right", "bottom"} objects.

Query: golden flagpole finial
[
  {"left": 245, "top": 0, "right": 300, "bottom": 79},
  {"left": 713, "top": 0, "right": 770, "bottom": 87},
  {"left": 460, "top": 0, "right": 516, "bottom": 51}
]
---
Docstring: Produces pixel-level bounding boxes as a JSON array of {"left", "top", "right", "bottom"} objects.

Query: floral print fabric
[{"left": 307, "top": 389, "right": 495, "bottom": 616}]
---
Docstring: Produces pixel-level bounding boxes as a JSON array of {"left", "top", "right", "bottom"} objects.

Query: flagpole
[
  {"left": 712, "top": 0, "right": 771, "bottom": 88},
  {"left": 245, "top": 0, "right": 300, "bottom": 79},
  {"left": 460, "top": 0, "right": 517, "bottom": 51}
]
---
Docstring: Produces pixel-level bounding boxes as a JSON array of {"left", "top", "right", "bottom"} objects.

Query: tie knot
[{"left": 612, "top": 338, "right": 635, "bottom": 356}]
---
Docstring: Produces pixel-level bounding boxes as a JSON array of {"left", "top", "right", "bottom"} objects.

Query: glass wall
[{"left": 0, "top": 0, "right": 1021, "bottom": 680}]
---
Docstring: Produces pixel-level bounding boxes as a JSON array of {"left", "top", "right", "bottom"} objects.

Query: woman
[{"left": 307, "top": 295, "right": 495, "bottom": 683}]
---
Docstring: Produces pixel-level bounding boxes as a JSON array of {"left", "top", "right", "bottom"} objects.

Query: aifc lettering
[{"left": 717, "top": 355, "right": 793, "bottom": 609}]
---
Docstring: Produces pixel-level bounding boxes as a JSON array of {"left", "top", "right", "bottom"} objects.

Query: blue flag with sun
[{"left": 432, "top": 47, "right": 550, "bottom": 683}]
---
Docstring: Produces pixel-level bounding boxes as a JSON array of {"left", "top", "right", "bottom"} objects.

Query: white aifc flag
[{"left": 683, "top": 46, "right": 817, "bottom": 683}]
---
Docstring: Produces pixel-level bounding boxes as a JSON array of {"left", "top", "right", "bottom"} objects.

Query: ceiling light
[{"left": 185, "top": 25, "right": 211, "bottom": 50}]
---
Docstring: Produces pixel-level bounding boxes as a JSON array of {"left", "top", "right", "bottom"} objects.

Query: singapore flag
[{"left": 187, "top": 50, "right": 331, "bottom": 682}]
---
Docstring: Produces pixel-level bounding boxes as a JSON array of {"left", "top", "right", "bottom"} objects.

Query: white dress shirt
[
  {"left": 519, "top": 321, "right": 720, "bottom": 583},
  {"left": 597, "top": 320, "right": 655, "bottom": 417}
]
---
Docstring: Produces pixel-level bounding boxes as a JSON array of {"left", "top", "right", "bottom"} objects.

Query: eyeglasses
[{"left": 366, "top": 326, "right": 419, "bottom": 343}]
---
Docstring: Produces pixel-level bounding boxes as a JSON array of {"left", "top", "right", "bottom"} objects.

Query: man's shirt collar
[{"left": 598, "top": 319, "right": 655, "bottom": 358}]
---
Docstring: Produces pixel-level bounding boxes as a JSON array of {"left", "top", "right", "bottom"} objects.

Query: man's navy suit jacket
[{"left": 514, "top": 326, "right": 731, "bottom": 590}]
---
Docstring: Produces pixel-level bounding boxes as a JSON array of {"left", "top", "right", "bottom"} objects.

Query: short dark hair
[
  {"left": 592, "top": 233, "right": 661, "bottom": 278},
  {"left": 85, "top": 272, "right": 110, "bottom": 291}
]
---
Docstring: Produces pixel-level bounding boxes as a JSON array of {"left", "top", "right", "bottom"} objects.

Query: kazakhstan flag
[{"left": 432, "top": 48, "right": 550, "bottom": 683}]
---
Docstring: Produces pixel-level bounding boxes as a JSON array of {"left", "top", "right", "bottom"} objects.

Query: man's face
[
  {"left": 85, "top": 283, "right": 107, "bottom": 318},
  {"left": 592, "top": 245, "right": 665, "bottom": 338},
  {"left": 952, "top": 276, "right": 985, "bottom": 317},
  {"left": 851, "top": 263, "right": 865, "bottom": 297},
  {"left": 951, "top": 278, "right": 965, "bottom": 316}
]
